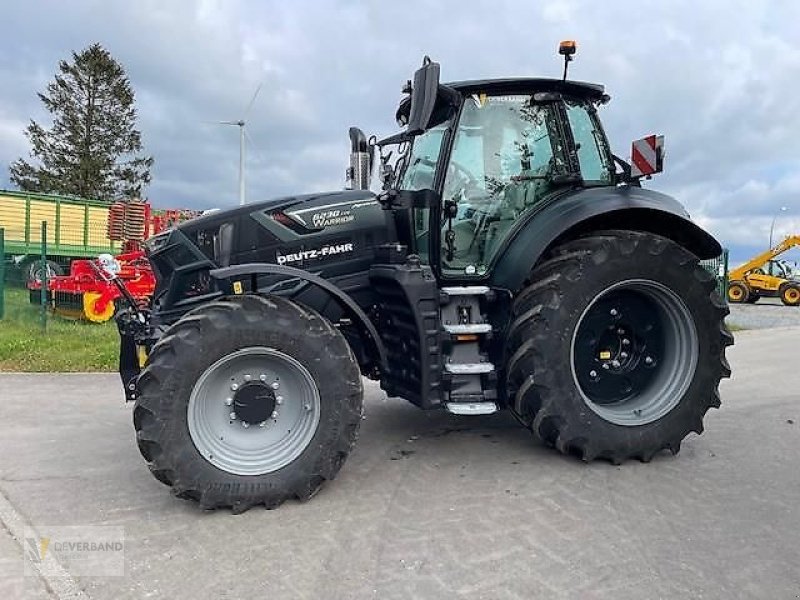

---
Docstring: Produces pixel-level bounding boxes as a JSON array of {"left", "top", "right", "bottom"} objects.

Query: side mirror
[
  {"left": 630, "top": 134, "right": 664, "bottom": 178},
  {"left": 406, "top": 57, "right": 441, "bottom": 136}
]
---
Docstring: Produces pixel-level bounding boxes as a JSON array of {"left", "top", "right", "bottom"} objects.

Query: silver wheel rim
[
  {"left": 570, "top": 279, "right": 699, "bottom": 427},
  {"left": 188, "top": 347, "right": 320, "bottom": 475}
]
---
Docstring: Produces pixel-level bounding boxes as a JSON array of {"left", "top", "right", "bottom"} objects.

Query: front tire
[
  {"left": 780, "top": 282, "right": 800, "bottom": 306},
  {"left": 134, "top": 294, "right": 363, "bottom": 512},
  {"left": 506, "top": 231, "right": 733, "bottom": 463}
]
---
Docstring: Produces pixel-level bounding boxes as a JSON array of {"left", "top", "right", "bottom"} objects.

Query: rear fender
[{"left": 490, "top": 186, "right": 721, "bottom": 292}]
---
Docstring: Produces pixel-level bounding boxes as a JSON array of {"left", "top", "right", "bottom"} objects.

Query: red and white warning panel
[{"left": 630, "top": 134, "right": 664, "bottom": 178}]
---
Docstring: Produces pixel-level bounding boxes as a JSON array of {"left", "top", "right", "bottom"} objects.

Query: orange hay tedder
[{"left": 28, "top": 200, "right": 197, "bottom": 322}]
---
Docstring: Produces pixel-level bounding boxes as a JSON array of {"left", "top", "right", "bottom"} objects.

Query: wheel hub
[
  {"left": 574, "top": 290, "right": 662, "bottom": 406},
  {"left": 187, "top": 347, "right": 321, "bottom": 476},
  {"left": 233, "top": 382, "right": 276, "bottom": 425},
  {"left": 570, "top": 279, "right": 699, "bottom": 427}
]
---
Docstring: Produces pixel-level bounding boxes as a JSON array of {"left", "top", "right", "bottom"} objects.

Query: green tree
[{"left": 10, "top": 43, "right": 153, "bottom": 200}]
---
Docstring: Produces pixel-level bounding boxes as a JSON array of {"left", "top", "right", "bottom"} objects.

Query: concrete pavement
[{"left": 0, "top": 328, "right": 798, "bottom": 599}]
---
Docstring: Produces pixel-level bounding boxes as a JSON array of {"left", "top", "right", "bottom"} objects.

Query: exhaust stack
[{"left": 346, "top": 127, "right": 373, "bottom": 190}]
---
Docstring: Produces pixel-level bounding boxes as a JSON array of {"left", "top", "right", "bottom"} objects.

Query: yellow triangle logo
[{"left": 39, "top": 537, "right": 50, "bottom": 560}]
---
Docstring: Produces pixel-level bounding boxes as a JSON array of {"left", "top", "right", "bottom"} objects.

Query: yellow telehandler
[{"left": 728, "top": 235, "right": 800, "bottom": 306}]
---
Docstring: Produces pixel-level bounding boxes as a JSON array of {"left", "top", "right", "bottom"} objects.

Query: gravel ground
[{"left": 727, "top": 297, "right": 800, "bottom": 329}]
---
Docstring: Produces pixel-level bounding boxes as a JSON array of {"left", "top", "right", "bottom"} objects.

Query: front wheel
[
  {"left": 133, "top": 294, "right": 363, "bottom": 512},
  {"left": 779, "top": 282, "right": 800, "bottom": 306},
  {"left": 506, "top": 231, "right": 733, "bottom": 463}
]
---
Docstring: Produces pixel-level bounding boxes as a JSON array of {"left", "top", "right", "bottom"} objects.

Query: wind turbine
[{"left": 215, "top": 84, "right": 262, "bottom": 206}]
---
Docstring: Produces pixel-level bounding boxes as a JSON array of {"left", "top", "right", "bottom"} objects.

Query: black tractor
[{"left": 116, "top": 45, "right": 732, "bottom": 512}]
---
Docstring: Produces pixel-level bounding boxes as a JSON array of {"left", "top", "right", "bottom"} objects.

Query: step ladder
[{"left": 440, "top": 286, "right": 498, "bottom": 415}]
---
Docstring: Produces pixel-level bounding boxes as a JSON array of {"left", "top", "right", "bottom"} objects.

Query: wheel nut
[
  {"left": 602, "top": 363, "right": 610, "bottom": 370},
  {"left": 620, "top": 352, "right": 628, "bottom": 359},
  {"left": 276, "top": 396, "right": 283, "bottom": 405},
  {"left": 645, "top": 356, "right": 654, "bottom": 366},
  {"left": 589, "top": 370, "right": 598, "bottom": 378},
  {"left": 259, "top": 374, "right": 268, "bottom": 382},
  {"left": 242, "top": 421, "right": 249, "bottom": 428},
  {"left": 243, "top": 374, "right": 252, "bottom": 382},
  {"left": 617, "top": 328, "right": 625, "bottom": 335},
  {"left": 229, "top": 412, "right": 237, "bottom": 420},
  {"left": 230, "top": 383, "right": 239, "bottom": 391},
  {"left": 611, "top": 360, "right": 621, "bottom": 368},
  {"left": 259, "top": 421, "right": 266, "bottom": 428},
  {"left": 271, "top": 382, "right": 280, "bottom": 390},
  {"left": 271, "top": 410, "right": 278, "bottom": 419},
  {"left": 224, "top": 397, "right": 233, "bottom": 406},
  {"left": 610, "top": 308, "right": 619, "bottom": 317},
  {"left": 622, "top": 338, "right": 630, "bottom": 346}
]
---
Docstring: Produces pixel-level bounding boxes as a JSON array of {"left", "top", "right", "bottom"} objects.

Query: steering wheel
[{"left": 446, "top": 160, "right": 480, "bottom": 193}]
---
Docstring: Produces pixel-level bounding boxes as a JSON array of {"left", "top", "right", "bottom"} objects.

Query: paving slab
[{"left": 0, "top": 329, "right": 798, "bottom": 599}]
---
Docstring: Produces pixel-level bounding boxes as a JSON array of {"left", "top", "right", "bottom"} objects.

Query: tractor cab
[
  {"left": 370, "top": 50, "right": 641, "bottom": 282},
  {"left": 397, "top": 77, "right": 613, "bottom": 278}
]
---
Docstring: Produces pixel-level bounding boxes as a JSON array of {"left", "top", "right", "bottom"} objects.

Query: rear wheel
[
  {"left": 506, "top": 231, "right": 732, "bottom": 463},
  {"left": 779, "top": 282, "right": 800, "bottom": 306},
  {"left": 26, "top": 259, "right": 62, "bottom": 285},
  {"left": 134, "top": 294, "right": 363, "bottom": 512},
  {"left": 727, "top": 281, "right": 749, "bottom": 303}
]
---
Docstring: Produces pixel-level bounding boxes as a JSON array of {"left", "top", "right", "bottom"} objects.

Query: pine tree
[{"left": 10, "top": 43, "right": 153, "bottom": 200}]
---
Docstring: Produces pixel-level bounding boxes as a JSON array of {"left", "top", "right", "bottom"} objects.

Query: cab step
[
  {"left": 444, "top": 362, "right": 495, "bottom": 375},
  {"left": 445, "top": 401, "right": 498, "bottom": 415},
  {"left": 441, "top": 285, "right": 492, "bottom": 297},
  {"left": 443, "top": 323, "right": 492, "bottom": 334}
]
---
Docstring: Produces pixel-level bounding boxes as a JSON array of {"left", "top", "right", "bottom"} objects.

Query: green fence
[
  {"left": 1, "top": 223, "right": 52, "bottom": 330},
  {"left": 700, "top": 249, "right": 729, "bottom": 299},
  {"left": 0, "top": 228, "right": 5, "bottom": 320}
]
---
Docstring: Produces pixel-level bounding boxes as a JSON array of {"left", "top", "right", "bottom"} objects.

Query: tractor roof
[{"left": 445, "top": 78, "right": 606, "bottom": 100}]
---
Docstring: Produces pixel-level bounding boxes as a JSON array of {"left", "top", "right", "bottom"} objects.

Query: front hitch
[{"left": 116, "top": 307, "right": 152, "bottom": 402}]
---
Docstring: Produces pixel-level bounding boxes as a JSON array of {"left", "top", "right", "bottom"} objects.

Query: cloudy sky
[{"left": 1, "top": 0, "right": 799, "bottom": 264}]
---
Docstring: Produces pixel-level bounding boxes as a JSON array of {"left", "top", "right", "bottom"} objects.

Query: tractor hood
[{"left": 179, "top": 190, "right": 378, "bottom": 233}]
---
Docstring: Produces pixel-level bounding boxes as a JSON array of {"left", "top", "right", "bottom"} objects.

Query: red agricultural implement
[{"left": 28, "top": 200, "right": 197, "bottom": 322}]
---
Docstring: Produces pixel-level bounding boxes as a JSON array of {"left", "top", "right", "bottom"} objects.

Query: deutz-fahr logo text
[{"left": 276, "top": 242, "right": 354, "bottom": 265}]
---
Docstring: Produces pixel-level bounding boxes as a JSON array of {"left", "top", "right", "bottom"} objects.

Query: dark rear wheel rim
[{"left": 571, "top": 279, "right": 699, "bottom": 426}]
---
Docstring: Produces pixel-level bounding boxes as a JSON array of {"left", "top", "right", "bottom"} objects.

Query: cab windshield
[{"left": 440, "top": 94, "right": 570, "bottom": 275}]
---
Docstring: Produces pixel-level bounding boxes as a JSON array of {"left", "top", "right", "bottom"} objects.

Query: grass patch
[{"left": 0, "top": 287, "right": 118, "bottom": 372}]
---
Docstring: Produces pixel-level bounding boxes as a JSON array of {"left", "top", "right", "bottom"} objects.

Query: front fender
[
  {"left": 490, "top": 186, "right": 721, "bottom": 292},
  {"left": 209, "top": 263, "right": 387, "bottom": 374}
]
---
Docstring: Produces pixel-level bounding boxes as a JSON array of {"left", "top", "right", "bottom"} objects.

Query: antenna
[
  {"left": 559, "top": 40, "right": 577, "bottom": 81},
  {"left": 214, "top": 83, "right": 262, "bottom": 205}
]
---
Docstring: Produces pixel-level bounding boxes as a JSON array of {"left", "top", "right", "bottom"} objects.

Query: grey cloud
[{"left": 0, "top": 0, "right": 799, "bottom": 263}]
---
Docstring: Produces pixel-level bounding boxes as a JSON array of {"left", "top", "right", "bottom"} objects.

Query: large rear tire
[
  {"left": 133, "top": 294, "right": 363, "bottom": 512},
  {"left": 506, "top": 231, "right": 733, "bottom": 463}
]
